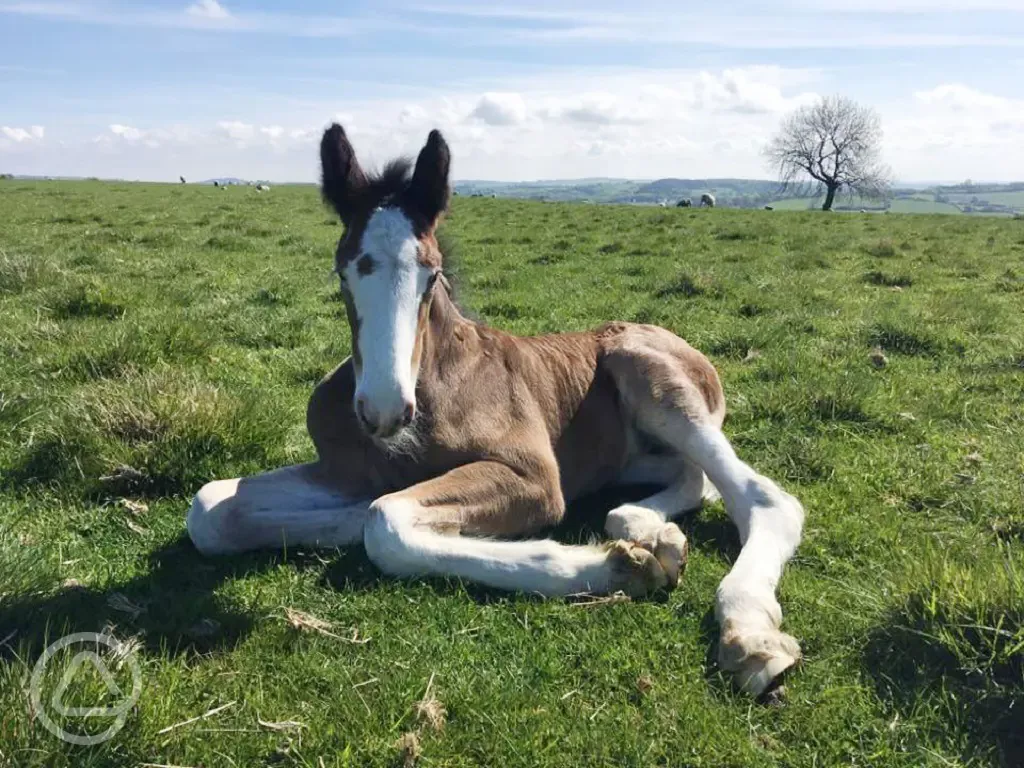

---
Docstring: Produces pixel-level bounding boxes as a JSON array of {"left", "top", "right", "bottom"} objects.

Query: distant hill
[
  {"left": 453, "top": 177, "right": 1024, "bottom": 215},
  {"left": 457, "top": 177, "right": 801, "bottom": 207}
]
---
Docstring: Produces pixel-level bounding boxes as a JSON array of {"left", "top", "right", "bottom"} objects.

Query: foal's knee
[
  {"left": 187, "top": 478, "right": 243, "bottom": 555},
  {"left": 362, "top": 497, "right": 417, "bottom": 575}
]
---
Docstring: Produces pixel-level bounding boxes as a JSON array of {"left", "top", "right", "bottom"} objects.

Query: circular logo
[{"left": 29, "top": 632, "right": 143, "bottom": 745}]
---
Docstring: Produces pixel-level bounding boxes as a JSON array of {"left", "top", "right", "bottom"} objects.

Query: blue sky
[{"left": 1, "top": 1, "right": 1022, "bottom": 182}]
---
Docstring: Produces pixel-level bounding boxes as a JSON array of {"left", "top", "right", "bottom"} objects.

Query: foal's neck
[{"left": 423, "top": 280, "right": 472, "bottom": 361}]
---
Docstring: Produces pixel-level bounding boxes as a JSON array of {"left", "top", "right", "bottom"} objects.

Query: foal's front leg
[
  {"left": 188, "top": 463, "right": 371, "bottom": 554},
  {"left": 363, "top": 461, "right": 682, "bottom": 597}
]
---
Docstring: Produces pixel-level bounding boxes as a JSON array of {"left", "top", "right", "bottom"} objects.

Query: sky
[{"left": 1, "top": 0, "right": 1022, "bottom": 183}]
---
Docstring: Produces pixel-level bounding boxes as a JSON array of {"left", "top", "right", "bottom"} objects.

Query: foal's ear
[
  {"left": 408, "top": 129, "right": 451, "bottom": 224},
  {"left": 320, "top": 123, "right": 366, "bottom": 223}
]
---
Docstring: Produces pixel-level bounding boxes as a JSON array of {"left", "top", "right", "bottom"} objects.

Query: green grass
[
  {"left": 2, "top": 182, "right": 1023, "bottom": 767},
  {"left": 766, "top": 196, "right": 967, "bottom": 214}
]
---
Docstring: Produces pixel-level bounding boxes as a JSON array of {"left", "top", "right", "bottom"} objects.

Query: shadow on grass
[
  {"left": 862, "top": 599, "right": 1024, "bottom": 766},
  {"left": 0, "top": 535, "right": 306, "bottom": 663}
]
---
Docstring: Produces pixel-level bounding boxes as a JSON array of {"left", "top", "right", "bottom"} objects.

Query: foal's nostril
[
  {"left": 355, "top": 396, "right": 375, "bottom": 432},
  {"left": 401, "top": 402, "right": 416, "bottom": 427}
]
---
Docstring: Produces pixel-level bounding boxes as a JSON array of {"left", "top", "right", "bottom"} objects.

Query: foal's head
[{"left": 319, "top": 124, "right": 450, "bottom": 443}]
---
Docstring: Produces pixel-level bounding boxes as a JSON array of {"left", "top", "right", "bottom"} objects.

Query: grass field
[
  {"left": 766, "top": 196, "right": 966, "bottom": 214},
  {"left": 1, "top": 181, "right": 1023, "bottom": 767},
  {"left": 889, "top": 199, "right": 964, "bottom": 215},
  {"left": 764, "top": 196, "right": 892, "bottom": 212},
  {"left": 946, "top": 191, "right": 1024, "bottom": 208}
]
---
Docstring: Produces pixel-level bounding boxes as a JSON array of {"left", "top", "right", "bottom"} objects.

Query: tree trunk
[{"left": 822, "top": 183, "right": 837, "bottom": 211}]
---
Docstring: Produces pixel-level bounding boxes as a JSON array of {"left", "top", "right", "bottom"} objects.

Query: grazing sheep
[
  {"left": 859, "top": 209, "right": 867, "bottom": 213},
  {"left": 256, "top": 184, "right": 270, "bottom": 192},
  {"left": 677, "top": 198, "right": 692, "bottom": 208},
  {"left": 700, "top": 193, "right": 715, "bottom": 208}
]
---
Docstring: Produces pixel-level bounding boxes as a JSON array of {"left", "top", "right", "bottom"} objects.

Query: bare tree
[{"left": 764, "top": 95, "right": 891, "bottom": 211}]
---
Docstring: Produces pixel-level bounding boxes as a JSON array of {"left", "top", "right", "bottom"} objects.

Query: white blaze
[{"left": 346, "top": 207, "right": 431, "bottom": 432}]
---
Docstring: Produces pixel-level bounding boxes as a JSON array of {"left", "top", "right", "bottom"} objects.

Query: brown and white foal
[{"left": 187, "top": 124, "right": 804, "bottom": 696}]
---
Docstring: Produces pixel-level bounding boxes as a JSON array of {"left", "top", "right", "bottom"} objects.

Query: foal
[{"left": 187, "top": 124, "right": 804, "bottom": 696}]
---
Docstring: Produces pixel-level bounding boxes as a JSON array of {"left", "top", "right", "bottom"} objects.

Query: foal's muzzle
[{"left": 355, "top": 394, "right": 416, "bottom": 440}]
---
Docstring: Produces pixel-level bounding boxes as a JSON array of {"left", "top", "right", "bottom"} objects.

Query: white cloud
[
  {"left": 4, "top": 72, "right": 1023, "bottom": 183},
  {"left": 109, "top": 123, "right": 142, "bottom": 140},
  {"left": 0, "top": 68, "right": 823, "bottom": 177},
  {"left": 880, "top": 83, "right": 1024, "bottom": 180},
  {"left": 4, "top": 1, "right": 1021, "bottom": 48},
  {"left": 185, "top": 0, "right": 229, "bottom": 20},
  {"left": 1, "top": 125, "right": 44, "bottom": 142},
  {"left": 552, "top": 93, "right": 649, "bottom": 126},
  {"left": 217, "top": 121, "right": 256, "bottom": 143},
  {"left": 914, "top": 83, "right": 1022, "bottom": 113},
  {"left": 413, "top": 3, "right": 1024, "bottom": 48},
  {"left": 469, "top": 93, "right": 528, "bottom": 126}
]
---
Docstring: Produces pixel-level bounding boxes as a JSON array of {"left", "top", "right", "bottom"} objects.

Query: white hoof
[{"left": 718, "top": 621, "right": 801, "bottom": 696}]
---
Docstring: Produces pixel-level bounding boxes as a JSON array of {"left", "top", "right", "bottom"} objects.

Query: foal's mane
[{"left": 367, "top": 159, "right": 415, "bottom": 207}]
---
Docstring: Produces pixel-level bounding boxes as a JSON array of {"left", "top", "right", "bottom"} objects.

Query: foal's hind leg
[
  {"left": 605, "top": 336, "right": 803, "bottom": 696},
  {"left": 673, "top": 427, "right": 803, "bottom": 696}
]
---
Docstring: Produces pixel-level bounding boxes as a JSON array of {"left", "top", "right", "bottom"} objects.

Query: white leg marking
[
  {"left": 363, "top": 498, "right": 666, "bottom": 597},
  {"left": 187, "top": 464, "right": 370, "bottom": 555},
  {"left": 616, "top": 454, "right": 718, "bottom": 509},
  {"left": 678, "top": 426, "right": 804, "bottom": 695}
]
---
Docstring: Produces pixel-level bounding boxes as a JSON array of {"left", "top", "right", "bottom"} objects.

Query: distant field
[
  {"left": 889, "top": 199, "right": 963, "bottom": 214},
  {"left": 765, "top": 196, "right": 818, "bottom": 210},
  {"left": 946, "top": 190, "right": 1024, "bottom": 207},
  {"left": 766, "top": 196, "right": 965, "bottom": 214},
  {"left": 1, "top": 182, "right": 1023, "bottom": 767},
  {"left": 765, "top": 195, "right": 888, "bottom": 211}
]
